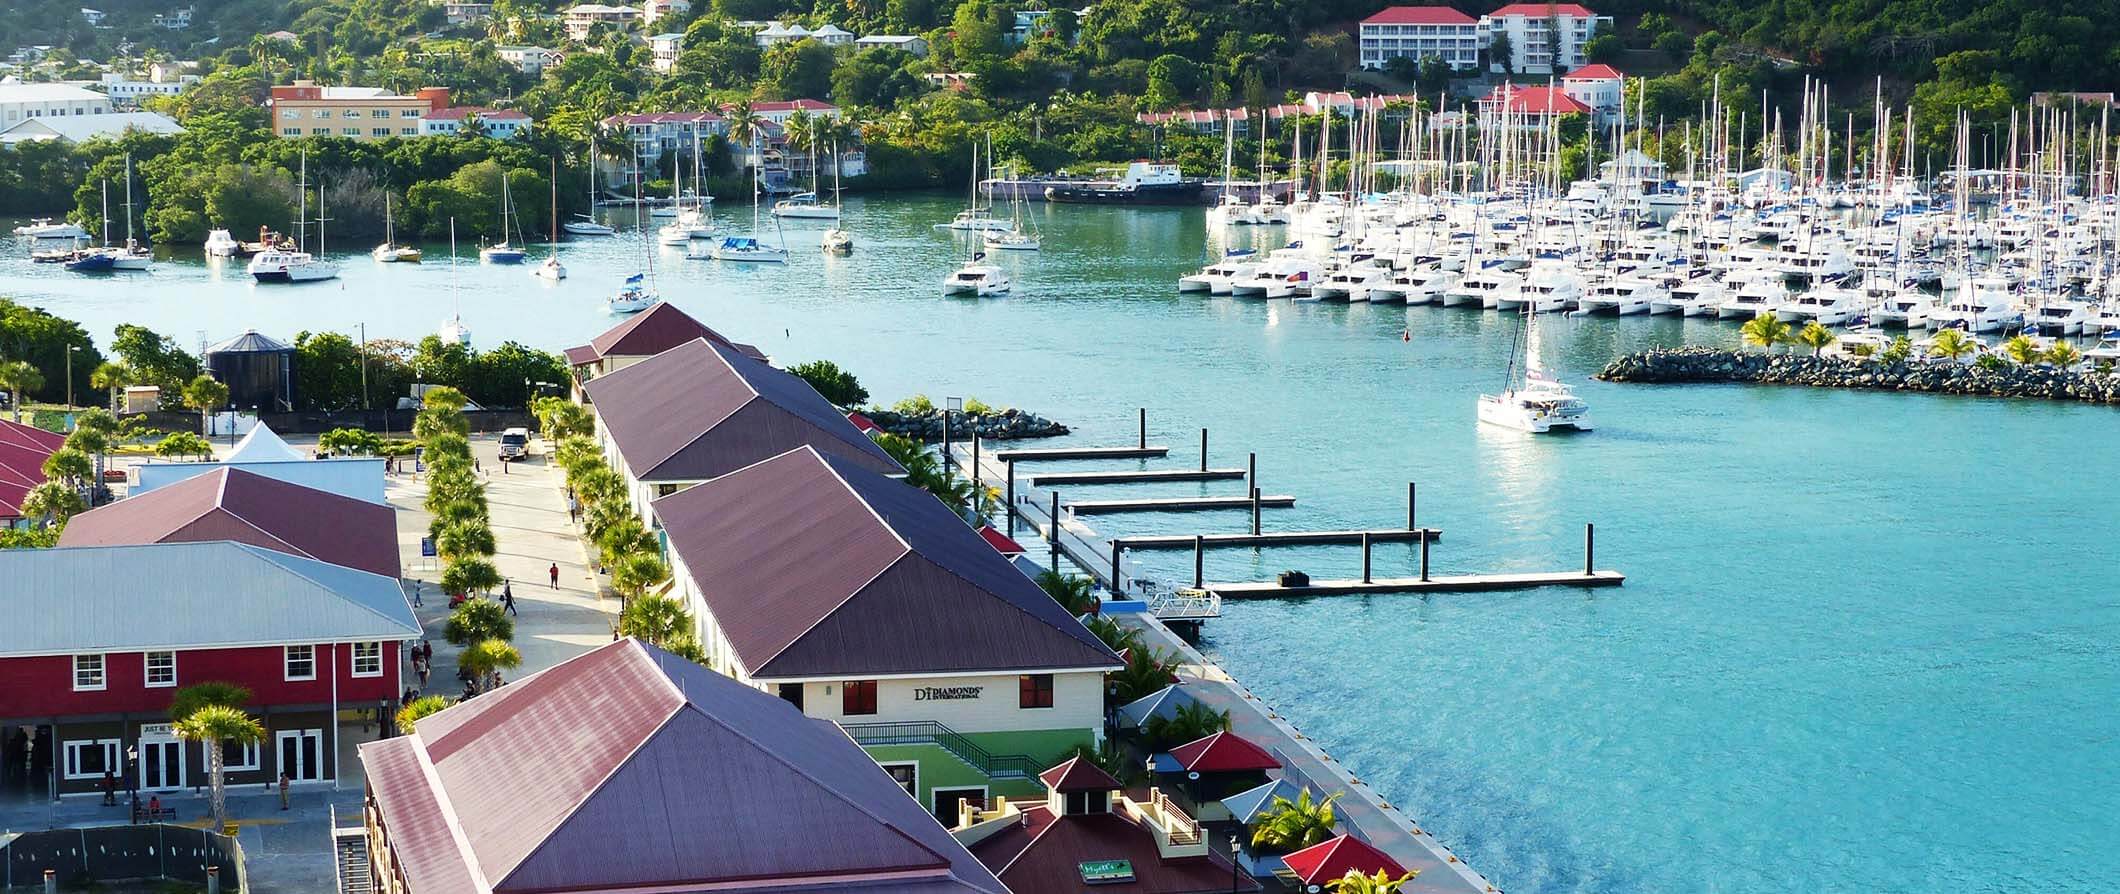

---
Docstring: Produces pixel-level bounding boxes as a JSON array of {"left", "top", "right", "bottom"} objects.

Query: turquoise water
[{"left": 6, "top": 197, "right": 2117, "bottom": 893}]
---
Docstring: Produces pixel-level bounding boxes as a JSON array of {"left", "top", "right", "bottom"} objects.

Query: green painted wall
[
  {"left": 961, "top": 727, "right": 1097, "bottom": 767},
  {"left": 862, "top": 727, "right": 1094, "bottom": 813}
]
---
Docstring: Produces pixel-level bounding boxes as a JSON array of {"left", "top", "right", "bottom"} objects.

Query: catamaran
[
  {"left": 943, "top": 251, "right": 1011, "bottom": 296},
  {"left": 249, "top": 150, "right": 339, "bottom": 283},
  {"left": 702, "top": 161, "right": 788, "bottom": 263},
  {"left": 1479, "top": 304, "right": 1593, "bottom": 433},
  {"left": 372, "top": 193, "right": 421, "bottom": 262}
]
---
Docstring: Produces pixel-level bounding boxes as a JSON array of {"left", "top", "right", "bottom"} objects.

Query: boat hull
[{"left": 1044, "top": 183, "right": 1208, "bottom": 205}]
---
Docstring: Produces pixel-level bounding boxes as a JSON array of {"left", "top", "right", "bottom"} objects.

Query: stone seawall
[
  {"left": 862, "top": 407, "right": 1071, "bottom": 441},
  {"left": 1597, "top": 348, "right": 2120, "bottom": 405}
]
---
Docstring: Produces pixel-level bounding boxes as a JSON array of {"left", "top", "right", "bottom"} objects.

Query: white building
[
  {"left": 853, "top": 34, "right": 928, "bottom": 56},
  {"left": 80, "top": 8, "right": 106, "bottom": 26},
  {"left": 420, "top": 106, "right": 533, "bottom": 138},
  {"left": 98, "top": 72, "right": 197, "bottom": 105},
  {"left": 746, "top": 98, "right": 837, "bottom": 125},
  {"left": 1560, "top": 63, "right": 1624, "bottom": 123},
  {"left": 642, "top": 0, "right": 690, "bottom": 25},
  {"left": 600, "top": 111, "right": 726, "bottom": 166},
  {"left": 808, "top": 23, "right": 855, "bottom": 46},
  {"left": 151, "top": 7, "right": 192, "bottom": 29},
  {"left": 496, "top": 45, "right": 560, "bottom": 75},
  {"left": 649, "top": 33, "right": 684, "bottom": 72},
  {"left": 1481, "top": 2, "right": 1611, "bottom": 75},
  {"left": 753, "top": 21, "right": 810, "bottom": 47},
  {"left": 0, "top": 110, "right": 183, "bottom": 144},
  {"left": 440, "top": 1, "right": 493, "bottom": 24},
  {"left": 1358, "top": 6, "right": 1483, "bottom": 71},
  {"left": 562, "top": 3, "right": 637, "bottom": 40},
  {"left": 0, "top": 83, "right": 113, "bottom": 129}
]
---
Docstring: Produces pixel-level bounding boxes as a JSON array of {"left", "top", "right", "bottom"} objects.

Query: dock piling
[
  {"left": 1049, "top": 492, "right": 1060, "bottom": 570},
  {"left": 1199, "top": 428, "right": 1208, "bottom": 472},
  {"left": 1251, "top": 487, "right": 1262, "bottom": 536},
  {"left": 1407, "top": 482, "right": 1417, "bottom": 530},
  {"left": 1111, "top": 543, "right": 1123, "bottom": 594},
  {"left": 1584, "top": 522, "right": 1595, "bottom": 576},
  {"left": 1419, "top": 529, "right": 1430, "bottom": 581},
  {"left": 1005, "top": 459, "right": 1016, "bottom": 534},
  {"left": 1361, "top": 532, "right": 1373, "bottom": 583},
  {"left": 1193, "top": 535, "right": 1204, "bottom": 587},
  {"left": 1137, "top": 407, "right": 1146, "bottom": 449},
  {"left": 1246, "top": 452, "right": 1256, "bottom": 490}
]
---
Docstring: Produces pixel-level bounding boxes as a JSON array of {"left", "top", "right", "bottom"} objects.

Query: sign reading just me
[{"left": 913, "top": 686, "right": 984, "bottom": 701}]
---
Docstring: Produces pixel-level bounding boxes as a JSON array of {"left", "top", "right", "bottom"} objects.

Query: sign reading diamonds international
[{"left": 912, "top": 685, "right": 984, "bottom": 701}]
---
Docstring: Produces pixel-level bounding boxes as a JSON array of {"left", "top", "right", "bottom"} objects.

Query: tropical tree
[
  {"left": 19, "top": 481, "right": 85, "bottom": 527},
  {"left": 434, "top": 520, "right": 497, "bottom": 561},
  {"left": 1083, "top": 614, "right": 1146, "bottom": 653},
  {"left": 180, "top": 375, "right": 229, "bottom": 435},
  {"left": 1143, "top": 700, "right": 1230, "bottom": 749},
  {"left": 1035, "top": 569, "right": 1097, "bottom": 615},
  {"left": 173, "top": 704, "right": 266, "bottom": 829},
  {"left": 439, "top": 557, "right": 504, "bottom": 600},
  {"left": 428, "top": 500, "right": 487, "bottom": 537},
  {"left": 725, "top": 101, "right": 765, "bottom": 165},
  {"left": 1250, "top": 790, "right": 1342, "bottom": 854},
  {"left": 1927, "top": 328, "right": 1977, "bottom": 362},
  {"left": 1879, "top": 335, "right": 1914, "bottom": 364},
  {"left": 154, "top": 431, "right": 213, "bottom": 460},
  {"left": 1739, "top": 313, "right": 1792, "bottom": 352},
  {"left": 2001, "top": 334, "right": 2042, "bottom": 365},
  {"left": 1109, "top": 645, "right": 1181, "bottom": 703},
  {"left": 458, "top": 638, "right": 522, "bottom": 692},
  {"left": 2046, "top": 341, "right": 2083, "bottom": 368},
  {"left": 0, "top": 360, "right": 46, "bottom": 422},
  {"left": 1329, "top": 869, "right": 1420, "bottom": 894},
  {"left": 89, "top": 362, "right": 134, "bottom": 413},
  {"left": 169, "top": 682, "right": 252, "bottom": 722},
  {"left": 413, "top": 407, "right": 470, "bottom": 441},
  {"left": 786, "top": 360, "right": 868, "bottom": 406},
  {"left": 444, "top": 594, "right": 514, "bottom": 645},
  {"left": 42, "top": 448, "right": 93, "bottom": 486},
  {"left": 318, "top": 427, "right": 383, "bottom": 455},
  {"left": 420, "top": 386, "right": 469, "bottom": 412},
  {"left": 1796, "top": 321, "right": 1836, "bottom": 355},
  {"left": 610, "top": 551, "right": 670, "bottom": 602},
  {"left": 395, "top": 695, "right": 452, "bottom": 732},
  {"left": 617, "top": 592, "right": 692, "bottom": 646}
]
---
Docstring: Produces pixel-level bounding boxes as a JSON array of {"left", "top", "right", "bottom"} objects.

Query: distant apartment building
[
  {"left": 98, "top": 72, "right": 197, "bottom": 106},
  {"left": 80, "top": 8, "right": 106, "bottom": 26},
  {"left": 1481, "top": 3, "right": 1610, "bottom": 74},
  {"left": 600, "top": 111, "right": 726, "bottom": 166},
  {"left": 642, "top": 0, "right": 689, "bottom": 25},
  {"left": 440, "top": 1, "right": 493, "bottom": 24},
  {"left": 854, "top": 34, "right": 929, "bottom": 56},
  {"left": 1358, "top": 6, "right": 1483, "bottom": 71},
  {"left": 420, "top": 106, "right": 532, "bottom": 138},
  {"left": 562, "top": 3, "right": 637, "bottom": 40},
  {"left": 1560, "top": 63, "right": 1624, "bottom": 123},
  {"left": 269, "top": 82, "right": 450, "bottom": 140},
  {"left": 649, "top": 32, "right": 683, "bottom": 72},
  {"left": 151, "top": 7, "right": 192, "bottom": 29},
  {"left": 0, "top": 83, "right": 113, "bottom": 127},
  {"left": 496, "top": 45, "right": 560, "bottom": 75}
]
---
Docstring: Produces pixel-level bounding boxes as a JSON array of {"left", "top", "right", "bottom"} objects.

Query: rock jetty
[
  {"left": 862, "top": 407, "right": 1072, "bottom": 441},
  {"left": 1597, "top": 347, "right": 2120, "bottom": 405}
]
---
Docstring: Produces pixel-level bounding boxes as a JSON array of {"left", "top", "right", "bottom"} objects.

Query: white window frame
[
  {"left": 63, "top": 739, "right": 120, "bottom": 780},
  {"left": 284, "top": 644, "right": 317, "bottom": 681},
  {"left": 877, "top": 760, "right": 918, "bottom": 797},
  {"left": 145, "top": 651, "right": 176, "bottom": 688},
  {"left": 351, "top": 642, "right": 383, "bottom": 677},
  {"left": 214, "top": 737, "right": 261, "bottom": 772},
  {"left": 73, "top": 654, "right": 106, "bottom": 691}
]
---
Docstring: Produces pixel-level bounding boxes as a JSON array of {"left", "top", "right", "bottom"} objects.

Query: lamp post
[
  {"left": 124, "top": 745, "right": 137, "bottom": 819},
  {"left": 65, "top": 345, "right": 80, "bottom": 429},
  {"left": 942, "top": 396, "right": 962, "bottom": 477},
  {"left": 1230, "top": 834, "right": 1241, "bottom": 893}
]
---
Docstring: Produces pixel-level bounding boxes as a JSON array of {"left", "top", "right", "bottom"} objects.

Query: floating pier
[
  {"left": 1025, "top": 468, "right": 1249, "bottom": 485},
  {"left": 1117, "top": 528, "right": 1442, "bottom": 549},
  {"left": 1065, "top": 494, "right": 1295, "bottom": 514},
  {"left": 1211, "top": 569, "right": 1625, "bottom": 599},
  {"left": 992, "top": 446, "right": 1170, "bottom": 462}
]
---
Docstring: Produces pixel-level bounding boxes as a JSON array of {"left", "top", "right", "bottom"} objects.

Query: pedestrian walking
[
  {"left": 101, "top": 770, "right": 116, "bottom": 806},
  {"left": 566, "top": 493, "right": 580, "bottom": 522},
  {"left": 501, "top": 581, "right": 517, "bottom": 616},
  {"left": 414, "top": 656, "right": 430, "bottom": 687},
  {"left": 548, "top": 562, "right": 559, "bottom": 589},
  {"left": 410, "top": 581, "right": 423, "bottom": 607},
  {"left": 278, "top": 772, "right": 291, "bottom": 811}
]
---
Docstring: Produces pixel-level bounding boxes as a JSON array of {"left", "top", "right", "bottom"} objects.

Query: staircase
[
  {"left": 333, "top": 824, "right": 373, "bottom": 894},
  {"left": 840, "top": 721, "right": 1041, "bottom": 779}
]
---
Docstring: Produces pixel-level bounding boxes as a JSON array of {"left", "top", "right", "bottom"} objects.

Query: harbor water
[{"left": 5, "top": 195, "right": 2116, "bottom": 894}]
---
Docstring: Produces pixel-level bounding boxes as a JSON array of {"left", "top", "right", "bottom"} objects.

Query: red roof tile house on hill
[
  {"left": 651, "top": 446, "right": 1122, "bottom": 819},
  {"left": 358, "top": 639, "right": 1007, "bottom": 894},
  {"left": 0, "top": 418, "right": 63, "bottom": 528},
  {"left": 58, "top": 467, "right": 400, "bottom": 578},
  {"left": 0, "top": 541, "right": 420, "bottom": 798},
  {"left": 582, "top": 337, "right": 901, "bottom": 524}
]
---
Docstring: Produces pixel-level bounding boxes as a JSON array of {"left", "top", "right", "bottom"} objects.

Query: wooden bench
[{"left": 133, "top": 806, "right": 177, "bottom": 823}]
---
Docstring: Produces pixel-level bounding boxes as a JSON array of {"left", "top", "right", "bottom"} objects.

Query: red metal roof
[
  {"left": 58, "top": 467, "right": 400, "bottom": 578},
  {"left": 846, "top": 410, "right": 881, "bottom": 434},
  {"left": 1039, "top": 756, "right": 1120, "bottom": 793},
  {"left": 568, "top": 300, "right": 765, "bottom": 365},
  {"left": 1565, "top": 63, "right": 1624, "bottom": 80},
  {"left": 362, "top": 640, "right": 1007, "bottom": 894},
  {"left": 968, "top": 805, "right": 1258, "bottom": 894},
  {"left": 582, "top": 338, "right": 902, "bottom": 482},
  {"left": 747, "top": 99, "right": 836, "bottom": 112},
  {"left": 978, "top": 524, "right": 1027, "bottom": 557},
  {"left": 1167, "top": 731, "right": 1281, "bottom": 773},
  {"left": 0, "top": 420, "right": 60, "bottom": 520},
  {"left": 1362, "top": 6, "right": 1477, "bottom": 25},
  {"left": 651, "top": 446, "right": 1122, "bottom": 680},
  {"left": 1482, "top": 84, "right": 1593, "bottom": 115},
  {"left": 1279, "top": 834, "right": 1409, "bottom": 886},
  {"left": 1488, "top": 2, "right": 1597, "bottom": 15},
  {"left": 426, "top": 106, "right": 529, "bottom": 121}
]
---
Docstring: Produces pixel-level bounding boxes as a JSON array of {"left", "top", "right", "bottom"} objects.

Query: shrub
[
  {"left": 444, "top": 596, "right": 513, "bottom": 645},
  {"left": 891, "top": 394, "right": 935, "bottom": 415},
  {"left": 787, "top": 360, "right": 869, "bottom": 407}
]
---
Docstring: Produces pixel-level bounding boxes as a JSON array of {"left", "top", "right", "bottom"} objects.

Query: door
[
  {"left": 276, "top": 729, "right": 323, "bottom": 782},
  {"left": 140, "top": 738, "right": 183, "bottom": 791}
]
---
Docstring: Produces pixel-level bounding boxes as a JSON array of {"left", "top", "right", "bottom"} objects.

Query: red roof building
[
  {"left": 962, "top": 758, "right": 1259, "bottom": 894},
  {"left": 1480, "top": 3, "right": 1611, "bottom": 74},
  {"left": 1362, "top": 6, "right": 1476, "bottom": 25},
  {"left": 564, "top": 300, "right": 766, "bottom": 380},
  {"left": 358, "top": 639, "right": 1007, "bottom": 894},
  {"left": 1166, "top": 731, "right": 1282, "bottom": 773},
  {"left": 58, "top": 467, "right": 400, "bottom": 578},
  {"left": 0, "top": 419, "right": 62, "bottom": 526},
  {"left": 1487, "top": 2, "right": 1597, "bottom": 15},
  {"left": 1478, "top": 84, "right": 1593, "bottom": 117},
  {"left": 1564, "top": 63, "right": 1624, "bottom": 80},
  {"left": 1279, "top": 834, "right": 1410, "bottom": 887},
  {"left": 1360, "top": 6, "right": 1483, "bottom": 71}
]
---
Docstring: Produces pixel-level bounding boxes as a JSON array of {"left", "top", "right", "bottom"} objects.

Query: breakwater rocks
[
  {"left": 1597, "top": 348, "right": 2120, "bottom": 404},
  {"left": 862, "top": 407, "right": 1072, "bottom": 440}
]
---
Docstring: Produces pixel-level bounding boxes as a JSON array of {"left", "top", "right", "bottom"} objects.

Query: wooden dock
[
  {"left": 1117, "top": 529, "right": 1442, "bottom": 550},
  {"left": 992, "top": 446, "right": 1170, "bottom": 462},
  {"left": 1066, "top": 495, "right": 1295, "bottom": 514},
  {"left": 1211, "top": 569, "right": 1625, "bottom": 599},
  {"left": 1025, "top": 468, "right": 1249, "bottom": 486}
]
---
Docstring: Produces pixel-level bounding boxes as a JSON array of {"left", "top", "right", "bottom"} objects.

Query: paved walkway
[
  {"left": 1116, "top": 612, "right": 1499, "bottom": 894},
  {"left": 0, "top": 786, "right": 364, "bottom": 893}
]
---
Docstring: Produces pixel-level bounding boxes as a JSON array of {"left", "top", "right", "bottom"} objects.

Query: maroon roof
[
  {"left": 968, "top": 805, "right": 1258, "bottom": 894},
  {"left": 567, "top": 300, "right": 765, "bottom": 366},
  {"left": 58, "top": 467, "right": 399, "bottom": 577},
  {"left": 583, "top": 338, "right": 901, "bottom": 482},
  {"left": 652, "top": 446, "right": 1122, "bottom": 680},
  {"left": 978, "top": 524, "right": 1027, "bottom": 557},
  {"left": 1280, "top": 835, "right": 1408, "bottom": 886},
  {"left": 0, "top": 420, "right": 61, "bottom": 520},
  {"left": 1040, "top": 757, "right": 1120, "bottom": 793},
  {"left": 1362, "top": 6, "right": 1477, "bottom": 25},
  {"left": 1167, "top": 731, "right": 1281, "bottom": 773},
  {"left": 360, "top": 640, "right": 1007, "bottom": 894}
]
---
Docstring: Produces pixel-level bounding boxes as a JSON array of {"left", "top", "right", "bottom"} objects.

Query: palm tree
[
  {"left": 1796, "top": 321, "right": 1836, "bottom": 355},
  {"left": 2001, "top": 334, "right": 2042, "bottom": 366},
  {"left": 169, "top": 682, "right": 252, "bottom": 722},
  {"left": 19, "top": 481, "right": 85, "bottom": 527},
  {"left": 1250, "top": 790, "right": 1342, "bottom": 854},
  {"left": 445, "top": 596, "right": 513, "bottom": 645},
  {"left": 617, "top": 592, "right": 692, "bottom": 646},
  {"left": 458, "top": 638, "right": 522, "bottom": 692},
  {"left": 0, "top": 360, "right": 45, "bottom": 422},
  {"left": 434, "top": 520, "right": 497, "bottom": 562},
  {"left": 1143, "top": 701, "right": 1231, "bottom": 749},
  {"left": 610, "top": 552, "right": 670, "bottom": 603},
  {"left": 1927, "top": 328, "right": 1977, "bottom": 362},
  {"left": 173, "top": 704, "right": 266, "bottom": 829},
  {"left": 154, "top": 432, "right": 212, "bottom": 460},
  {"left": 181, "top": 375, "right": 228, "bottom": 436},
  {"left": 439, "top": 557, "right": 503, "bottom": 600},
  {"left": 2046, "top": 340, "right": 2083, "bottom": 369},
  {"left": 89, "top": 362, "right": 133, "bottom": 413},
  {"left": 42, "top": 448, "right": 93, "bottom": 487},
  {"left": 725, "top": 101, "right": 765, "bottom": 170},
  {"left": 1083, "top": 614, "right": 1146, "bottom": 653},
  {"left": 1035, "top": 569, "right": 1097, "bottom": 614},
  {"left": 1109, "top": 645, "right": 1181, "bottom": 703},
  {"left": 395, "top": 695, "right": 452, "bottom": 732},
  {"left": 1739, "top": 313, "right": 1792, "bottom": 352},
  {"left": 783, "top": 109, "right": 816, "bottom": 157},
  {"left": 1329, "top": 869, "right": 1421, "bottom": 894}
]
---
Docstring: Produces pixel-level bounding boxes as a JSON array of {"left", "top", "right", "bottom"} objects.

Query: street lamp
[
  {"left": 1230, "top": 834, "right": 1241, "bottom": 893},
  {"left": 124, "top": 745, "right": 137, "bottom": 818},
  {"left": 65, "top": 345, "right": 80, "bottom": 429},
  {"left": 943, "top": 396, "right": 962, "bottom": 475}
]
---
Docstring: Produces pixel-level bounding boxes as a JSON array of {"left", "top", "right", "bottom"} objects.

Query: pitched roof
[
  {"left": 1564, "top": 63, "right": 1625, "bottom": 80},
  {"left": 568, "top": 300, "right": 762, "bottom": 364},
  {"left": 583, "top": 338, "right": 900, "bottom": 482},
  {"left": 426, "top": 106, "right": 530, "bottom": 121},
  {"left": 967, "top": 805, "right": 1258, "bottom": 894},
  {"left": 1487, "top": 2, "right": 1597, "bottom": 16},
  {"left": 1166, "top": 731, "right": 1280, "bottom": 773},
  {"left": 0, "top": 111, "right": 185, "bottom": 143},
  {"left": 361, "top": 640, "right": 1007, "bottom": 894},
  {"left": 1280, "top": 835, "right": 1409, "bottom": 886},
  {"left": 0, "top": 419, "right": 61, "bottom": 519},
  {"left": 1482, "top": 84, "right": 1592, "bottom": 115},
  {"left": 653, "top": 447, "right": 1122, "bottom": 679},
  {"left": 0, "top": 541, "right": 418, "bottom": 656},
  {"left": 1362, "top": 6, "right": 1477, "bottom": 25},
  {"left": 1116, "top": 684, "right": 1200, "bottom": 729},
  {"left": 1220, "top": 778, "right": 1312, "bottom": 825},
  {"left": 1039, "top": 757, "right": 1120, "bottom": 793},
  {"left": 58, "top": 467, "right": 399, "bottom": 578},
  {"left": 205, "top": 329, "right": 292, "bottom": 354},
  {"left": 227, "top": 423, "right": 303, "bottom": 463},
  {"left": 977, "top": 524, "right": 1027, "bottom": 557},
  {"left": 749, "top": 99, "right": 836, "bottom": 112}
]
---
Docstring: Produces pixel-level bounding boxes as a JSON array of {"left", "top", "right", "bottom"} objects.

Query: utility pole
[{"left": 358, "top": 322, "right": 370, "bottom": 412}]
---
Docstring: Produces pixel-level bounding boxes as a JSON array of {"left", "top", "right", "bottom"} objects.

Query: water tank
[{"left": 204, "top": 329, "right": 296, "bottom": 412}]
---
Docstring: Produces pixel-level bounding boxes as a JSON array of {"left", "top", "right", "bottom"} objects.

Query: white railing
[
  {"left": 1120, "top": 788, "right": 1209, "bottom": 858},
  {"left": 1148, "top": 587, "right": 1221, "bottom": 620}
]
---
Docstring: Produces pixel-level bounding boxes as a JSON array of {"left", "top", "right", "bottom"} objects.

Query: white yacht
[
  {"left": 1399, "top": 267, "right": 1461, "bottom": 306},
  {"left": 772, "top": 191, "right": 841, "bottom": 220},
  {"left": 983, "top": 227, "right": 1040, "bottom": 252},
  {"left": 1310, "top": 261, "right": 1389, "bottom": 301},
  {"left": 1717, "top": 276, "right": 1785, "bottom": 319},
  {"left": 609, "top": 275, "right": 655, "bottom": 313},
  {"left": 1206, "top": 194, "right": 1263, "bottom": 227},
  {"left": 248, "top": 247, "right": 338, "bottom": 282},
  {"left": 2026, "top": 300, "right": 2092, "bottom": 336},
  {"left": 821, "top": 227, "right": 854, "bottom": 254},
  {"left": 12, "top": 219, "right": 89, "bottom": 239},
  {"left": 1576, "top": 277, "right": 1659, "bottom": 315},
  {"left": 1654, "top": 278, "right": 1727, "bottom": 316},
  {"left": 942, "top": 261, "right": 1010, "bottom": 296},
  {"left": 1875, "top": 290, "right": 1935, "bottom": 329},
  {"left": 703, "top": 235, "right": 789, "bottom": 263},
  {"left": 372, "top": 195, "right": 420, "bottom": 262},
  {"left": 562, "top": 215, "right": 617, "bottom": 236},
  {"left": 1230, "top": 255, "right": 1323, "bottom": 299},
  {"left": 1778, "top": 286, "right": 1870, "bottom": 326},
  {"left": 1479, "top": 308, "right": 1592, "bottom": 433},
  {"left": 1442, "top": 268, "right": 1521, "bottom": 308},
  {"left": 533, "top": 255, "right": 567, "bottom": 280},
  {"left": 1928, "top": 278, "right": 2019, "bottom": 333},
  {"left": 203, "top": 228, "right": 241, "bottom": 258},
  {"left": 1178, "top": 255, "right": 1260, "bottom": 294},
  {"left": 1499, "top": 266, "right": 1581, "bottom": 313}
]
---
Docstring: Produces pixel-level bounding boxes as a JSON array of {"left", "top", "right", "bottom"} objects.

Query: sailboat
[
  {"left": 1206, "top": 117, "right": 1260, "bottom": 227},
  {"left": 820, "top": 138, "right": 853, "bottom": 253},
  {"left": 982, "top": 161, "right": 1040, "bottom": 251},
  {"left": 704, "top": 159, "right": 789, "bottom": 262},
  {"left": 1477, "top": 304, "right": 1593, "bottom": 433},
  {"left": 480, "top": 174, "right": 527, "bottom": 263},
  {"left": 611, "top": 151, "right": 661, "bottom": 313},
  {"left": 773, "top": 138, "right": 840, "bottom": 219},
  {"left": 107, "top": 154, "right": 152, "bottom": 270},
  {"left": 64, "top": 181, "right": 117, "bottom": 272},
  {"left": 372, "top": 193, "right": 422, "bottom": 262},
  {"left": 534, "top": 156, "right": 567, "bottom": 280},
  {"left": 249, "top": 149, "right": 339, "bottom": 283},
  {"left": 939, "top": 142, "right": 1009, "bottom": 231},
  {"left": 562, "top": 142, "right": 617, "bottom": 236}
]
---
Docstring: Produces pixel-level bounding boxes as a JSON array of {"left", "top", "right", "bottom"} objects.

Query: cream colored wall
[{"left": 797, "top": 671, "right": 1103, "bottom": 735}]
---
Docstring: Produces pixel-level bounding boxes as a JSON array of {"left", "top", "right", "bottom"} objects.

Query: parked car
[{"left": 498, "top": 427, "right": 530, "bottom": 461}]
